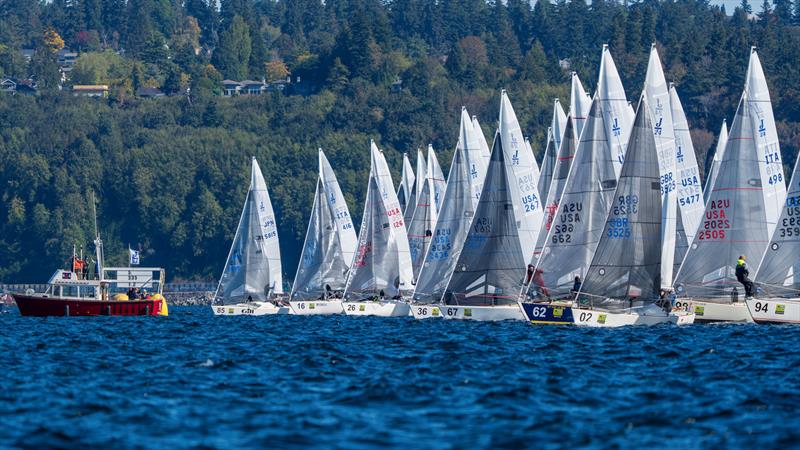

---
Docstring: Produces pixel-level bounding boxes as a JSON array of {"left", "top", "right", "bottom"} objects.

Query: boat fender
[
  {"left": 159, "top": 298, "right": 169, "bottom": 316},
  {"left": 113, "top": 293, "right": 129, "bottom": 301}
]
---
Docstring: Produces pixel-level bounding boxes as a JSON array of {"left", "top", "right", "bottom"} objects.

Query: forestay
[
  {"left": 704, "top": 120, "right": 728, "bottom": 204},
  {"left": 443, "top": 131, "right": 526, "bottom": 307},
  {"left": 344, "top": 142, "right": 414, "bottom": 299},
  {"left": 580, "top": 97, "right": 664, "bottom": 308},
  {"left": 291, "top": 149, "right": 358, "bottom": 300},
  {"left": 526, "top": 96, "right": 618, "bottom": 300},
  {"left": 597, "top": 45, "right": 635, "bottom": 179},
  {"left": 414, "top": 108, "right": 488, "bottom": 303},
  {"left": 570, "top": 71, "right": 593, "bottom": 139},
  {"left": 538, "top": 99, "right": 567, "bottom": 204},
  {"left": 674, "top": 49, "right": 787, "bottom": 297},
  {"left": 408, "top": 145, "right": 446, "bottom": 279},
  {"left": 397, "top": 153, "right": 415, "bottom": 214},
  {"left": 755, "top": 156, "right": 800, "bottom": 296},
  {"left": 216, "top": 157, "right": 283, "bottom": 303}
]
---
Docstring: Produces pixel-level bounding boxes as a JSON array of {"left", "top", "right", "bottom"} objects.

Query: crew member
[{"left": 735, "top": 255, "right": 755, "bottom": 298}]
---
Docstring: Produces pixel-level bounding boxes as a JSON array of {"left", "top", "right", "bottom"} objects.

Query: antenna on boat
[{"left": 91, "top": 191, "right": 104, "bottom": 279}]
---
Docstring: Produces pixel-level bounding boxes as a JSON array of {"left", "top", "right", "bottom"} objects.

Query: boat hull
[
  {"left": 211, "top": 302, "right": 290, "bottom": 316},
  {"left": 674, "top": 299, "right": 753, "bottom": 323},
  {"left": 439, "top": 305, "right": 525, "bottom": 321},
  {"left": 342, "top": 300, "right": 410, "bottom": 317},
  {"left": 519, "top": 302, "right": 574, "bottom": 325},
  {"left": 288, "top": 300, "right": 344, "bottom": 315},
  {"left": 572, "top": 306, "right": 695, "bottom": 327},
  {"left": 746, "top": 298, "right": 800, "bottom": 324},
  {"left": 410, "top": 304, "right": 443, "bottom": 319},
  {"left": 13, "top": 294, "right": 166, "bottom": 317}
]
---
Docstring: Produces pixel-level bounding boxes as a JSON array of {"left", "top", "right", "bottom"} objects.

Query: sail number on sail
[{"left": 697, "top": 199, "right": 731, "bottom": 241}]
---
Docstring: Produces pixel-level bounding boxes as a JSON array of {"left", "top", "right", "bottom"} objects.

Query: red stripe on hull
[{"left": 12, "top": 295, "right": 164, "bottom": 317}]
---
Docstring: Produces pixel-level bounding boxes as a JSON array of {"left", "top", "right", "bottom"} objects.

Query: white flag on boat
[{"left": 129, "top": 247, "right": 140, "bottom": 265}]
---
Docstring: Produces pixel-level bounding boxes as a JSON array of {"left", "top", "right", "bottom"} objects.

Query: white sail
[
  {"left": 414, "top": 108, "right": 488, "bottom": 302},
  {"left": 534, "top": 115, "right": 578, "bottom": 260},
  {"left": 443, "top": 130, "right": 527, "bottom": 306},
  {"left": 344, "top": 142, "right": 414, "bottom": 299},
  {"left": 570, "top": 71, "right": 593, "bottom": 138},
  {"left": 291, "top": 149, "right": 358, "bottom": 299},
  {"left": 408, "top": 145, "right": 446, "bottom": 279},
  {"left": 404, "top": 149, "right": 428, "bottom": 224},
  {"left": 675, "top": 49, "right": 786, "bottom": 298},
  {"left": 397, "top": 153, "right": 415, "bottom": 214},
  {"left": 670, "top": 83, "right": 705, "bottom": 271},
  {"left": 538, "top": 99, "right": 568, "bottom": 204},
  {"left": 642, "top": 45, "right": 677, "bottom": 289},
  {"left": 472, "top": 115, "right": 492, "bottom": 164},
  {"left": 580, "top": 96, "right": 665, "bottom": 306},
  {"left": 499, "top": 91, "right": 544, "bottom": 261},
  {"left": 755, "top": 155, "right": 800, "bottom": 296},
  {"left": 216, "top": 157, "right": 283, "bottom": 303},
  {"left": 704, "top": 120, "right": 728, "bottom": 204},
  {"left": 526, "top": 96, "right": 618, "bottom": 300},
  {"left": 597, "top": 45, "right": 635, "bottom": 179}
]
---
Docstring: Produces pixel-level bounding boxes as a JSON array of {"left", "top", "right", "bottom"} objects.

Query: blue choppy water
[{"left": 2, "top": 307, "right": 800, "bottom": 449}]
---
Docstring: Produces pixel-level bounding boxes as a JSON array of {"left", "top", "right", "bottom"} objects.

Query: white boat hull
[
  {"left": 288, "top": 300, "right": 344, "bottom": 315},
  {"left": 439, "top": 305, "right": 525, "bottom": 321},
  {"left": 410, "top": 304, "right": 444, "bottom": 319},
  {"left": 673, "top": 299, "right": 753, "bottom": 323},
  {"left": 746, "top": 298, "right": 800, "bottom": 324},
  {"left": 573, "top": 305, "right": 695, "bottom": 327},
  {"left": 342, "top": 300, "right": 410, "bottom": 317},
  {"left": 211, "top": 302, "right": 290, "bottom": 316}
]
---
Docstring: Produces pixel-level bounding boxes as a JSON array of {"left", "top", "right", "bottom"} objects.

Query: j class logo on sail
[
  {"left": 608, "top": 217, "right": 632, "bottom": 239},
  {"left": 676, "top": 144, "right": 685, "bottom": 163},
  {"left": 329, "top": 192, "right": 337, "bottom": 204},
  {"left": 612, "top": 117, "right": 622, "bottom": 137},
  {"left": 611, "top": 195, "right": 639, "bottom": 216},
  {"left": 759, "top": 119, "right": 767, "bottom": 137},
  {"left": 387, "top": 207, "right": 404, "bottom": 229},
  {"left": 353, "top": 242, "right": 373, "bottom": 267},
  {"left": 698, "top": 199, "right": 731, "bottom": 241},
  {"left": 429, "top": 228, "right": 453, "bottom": 261},
  {"left": 511, "top": 136, "right": 521, "bottom": 165},
  {"left": 471, "top": 164, "right": 479, "bottom": 179},
  {"left": 654, "top": 117, "right": 663, "bottom": 136}
]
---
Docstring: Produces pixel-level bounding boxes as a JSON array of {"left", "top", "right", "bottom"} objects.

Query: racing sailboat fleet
[{"left": 209, "top": 45, "right": 800, "bottom": 326}]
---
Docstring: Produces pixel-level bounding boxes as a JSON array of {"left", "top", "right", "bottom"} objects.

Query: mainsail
[
  {"left": 414, "top": 108, "right": 488, "bottom": 303},
  {"left": 580, "top": 96, "right": 664, "bottom": 307},
  {"left": 403, "top": 149, "right": 428, "bottom": 224},
  {"left": 538, "top": 99, "right": 568, "bottom": 204},
  {"left": 499, "top": 91, "right": 544, "bottom": 262},
  {"left": 704, "top": 120, "right": 728, "bottom": 204},
  {"left": 670, "top": 83, "right": 705, "bottom": 270},
  {"left": 472, "top": 115, "right": 492, "bottom": 164},
  {"left": 216, "top": 157, "right": 283, "bottom": 303},
  {"left": 397, "top": 153, "right": 415, "bottom": 214},
  {"left": 674, "top": 49, "right": 787, "bottom": 297},
  {"left": 526, "top": 96, "right": 618, "bottom": 300},
  {"left": 443, "top": 131, "right": 527, "bottom": 306},
  {"left": 291, "top": 149, "right": 358, "bottom": 300},
  {"left": 570, "top": 71, "right": 593, "bottom": 138},
  {"left": 534, "top": 115, "right": 578, "bottom": 260},
  {"left": 344, "top": 142, "right": 414, "bottom": 299},
  {"left": 755, "top": 155, "right": 800, "bottom": 296},
  {"left": 597, "top": 45, "right": 635, "bottom": 179},
  {"left": 642, "top": 45, "right": 677, "bottom": 289},
  {"left": 408, "top": 145, "right": 446, "bottom": 279}
]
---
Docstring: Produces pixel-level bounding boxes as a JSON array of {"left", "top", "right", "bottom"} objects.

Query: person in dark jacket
[{"left": 735, "top": 255, "right": 755, "bottom": 298}]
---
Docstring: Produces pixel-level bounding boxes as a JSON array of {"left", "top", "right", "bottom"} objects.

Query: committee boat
[
  {"left": 289, "top": 149, "right": 358, "bottom": 315},
  {"left": 674, "top": 48, "right": 786, "bottom": 322},
  {"left": 212, "top": 157, "right": 288, "bottom": 316}
]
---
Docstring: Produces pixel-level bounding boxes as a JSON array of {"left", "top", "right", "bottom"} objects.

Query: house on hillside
[
  {"left": 73, "top": 85, "right": 108, "bottom": 97},
  {"left": 240, "top": 80, "right": 266, "bottom": 95},
  {"left": 1, "top": 78, "right": 37, "bottom": 95},
  {"left": 222, "top": 80, "right": 241, "bottom": 97}
]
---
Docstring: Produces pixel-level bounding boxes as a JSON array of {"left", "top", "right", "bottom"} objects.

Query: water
[{"left": 1, "top": 307, "right": 799, "bottom": 449}]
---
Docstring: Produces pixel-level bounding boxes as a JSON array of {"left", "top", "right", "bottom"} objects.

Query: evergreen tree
[
  {"left": 214, "top": 15, "right": 251, "bottom": 80},
  {"left": 774, "top": 0, "right": 793, "bottom": 22},
  {"left": 740, "top": 0, "right": 753, "bottom": 14}
]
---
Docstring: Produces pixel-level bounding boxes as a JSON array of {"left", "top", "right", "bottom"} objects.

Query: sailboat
[
  {"left": 408, "top": 145, "right": 446, "bottom": 280},
  {"left": 289, "top": 149, "right": 357, "bottom": 315},
  {"left": 412, "top": 107, "right": 488, "bottom": 319},
  {"left": 519, "top": 47, "right": 633, "bottom": 324},
  {"left": 747, "top": 155, "right": 800, "bottom": 323},
  {"left": 397, "top": 153, "right": 415, "bottom": 214},
  {"left": 674, "top": 48, "right": 787, "bottom": 322},
  {"left": 342, "top": 141, "right": 414, "bottom": 316},
  {"left": 212, "top": 157, "right": 286, "bottom": 316},
  {"left": 573, "top": 95, "right": 694, "bottom": 327},
  {"left": 538, "top": 99, "right": 567, "bottom": 204},
  {"left": 704, "top": 120, "right": 728, "bottom": 204}
]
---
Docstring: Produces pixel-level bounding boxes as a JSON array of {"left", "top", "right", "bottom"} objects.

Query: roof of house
[
  {"left": 73, "top": 85, "right": 109, "bottom": 90},
  {"left": 222, "top": 80, "right": 241, "bottom": 86},
  {"left": 136, "top": 86, "right": 165, "bottom": 97}
]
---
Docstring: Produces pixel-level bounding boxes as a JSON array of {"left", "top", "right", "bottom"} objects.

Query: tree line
[{"left": 1, "top": 0, "right": 799, "bottom": 283}]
